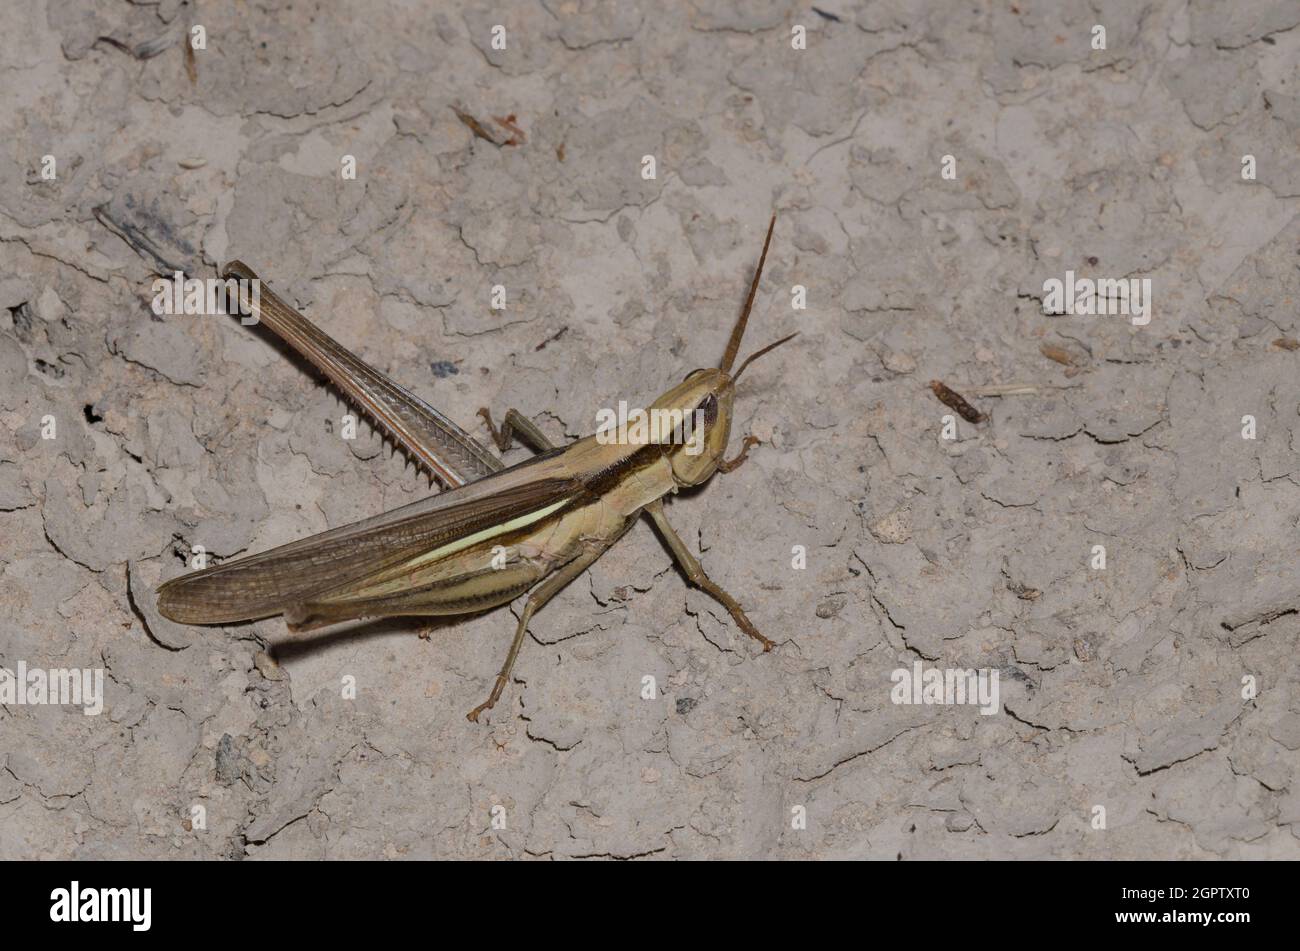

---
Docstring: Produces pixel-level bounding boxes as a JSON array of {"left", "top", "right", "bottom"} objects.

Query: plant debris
[
  {"left": 1040, "top": 342, "right": 1076, "bottom": 366},
  {"left": 452, "top": 106, "right": 504, "bottom": 145},
  {"left": 452, "top": 108, "right": 525, "bottom": 147},
  {"left": 534, "top": 326, "right": 568, "bottom": 352},
  {"left": 929, "top": 379, "right": 986, "bottom": 423},
  {"left": 493, "top": 113, "right": 526, "bottom": 146}
]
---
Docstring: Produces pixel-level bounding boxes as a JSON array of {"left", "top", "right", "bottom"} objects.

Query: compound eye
[{"left": 699, "top": 393, "right": 718, "bottom": 425}]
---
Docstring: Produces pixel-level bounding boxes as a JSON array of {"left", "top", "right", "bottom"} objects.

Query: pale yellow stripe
[{"left": 400, "top": 498, "right": 570, "bottom": 573}]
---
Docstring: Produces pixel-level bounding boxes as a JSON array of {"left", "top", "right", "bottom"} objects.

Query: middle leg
[
  {"left": 466, "top": 540, "right": 612, "bottom": 722},
  {"left": 478, "top": 407, "right": 556, "bottom": 454}
]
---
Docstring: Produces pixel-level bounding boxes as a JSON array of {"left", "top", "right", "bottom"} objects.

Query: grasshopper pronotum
[{"left": 157, "top": 216, "right": 795, "bottom": 721}]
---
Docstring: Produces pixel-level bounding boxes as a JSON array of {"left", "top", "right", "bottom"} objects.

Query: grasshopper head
[
  {"left": 650, "top": 214, "right": 795, "bottom": 488},
  {"left": 649, "top": 368, "right": 736, "bottom": 486}
]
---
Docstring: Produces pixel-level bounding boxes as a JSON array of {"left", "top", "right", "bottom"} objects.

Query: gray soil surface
[{"left": 2, "top": 0, "right": 1299, "bottom": 859}]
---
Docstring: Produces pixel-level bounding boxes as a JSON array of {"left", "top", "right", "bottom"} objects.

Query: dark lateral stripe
[{"left": 580, "top": 442, "right": 667, "bottom": 498}]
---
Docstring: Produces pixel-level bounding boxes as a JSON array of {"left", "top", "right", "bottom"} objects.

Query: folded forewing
[
  {"left": 225, "top": 261, "right": 503, "bottom": 487},
  {"left": 156, "top": 460, "right": 581, "bottom": 624}
]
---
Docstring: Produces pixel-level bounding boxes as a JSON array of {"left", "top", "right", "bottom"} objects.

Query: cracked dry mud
[{"left": 2, "top": 0, "right": 1299, "bottom": 859}]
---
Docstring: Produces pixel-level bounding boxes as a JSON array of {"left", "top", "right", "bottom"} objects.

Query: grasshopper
[{"left": 156, "top": 216, "right": 795, "bottom": 721}]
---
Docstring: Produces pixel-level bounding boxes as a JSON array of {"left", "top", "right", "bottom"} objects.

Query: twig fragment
[
  {"left": 966, "top": 383, "right": 1082, "bottom": 397},
  {"left": 452, "top": 106, "right": 503, "bottom": 145}
]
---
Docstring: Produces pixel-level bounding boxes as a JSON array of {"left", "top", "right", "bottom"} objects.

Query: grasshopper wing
[{"left": 156, "top": 454, "right": 580, "bottom": 625}]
